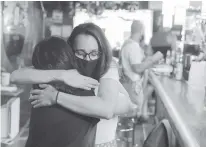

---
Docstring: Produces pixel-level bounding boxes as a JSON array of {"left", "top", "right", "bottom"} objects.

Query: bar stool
[
  {"left": 143, "top": 119, "right": 176, "bottom": 147},
  {"left": 116, "top": 96, "right": 158, "bottom": 147},
  {"left": 116, "top": 109, "right": 140, "bottom": 147}
]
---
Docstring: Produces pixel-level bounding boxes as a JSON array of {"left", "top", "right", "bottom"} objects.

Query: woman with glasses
[
  {"left": 23, "top": 36, "right": 100, "bottom": 147},
  {"left": 11, "top": 23, "right": 135, "bottom": 147}
]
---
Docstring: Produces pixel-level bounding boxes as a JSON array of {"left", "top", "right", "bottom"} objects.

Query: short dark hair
[
  {"left": 67, "top": 23, "right": 112, "bottom": 80},
  {"left": 32, "top": 36, "right": 77, "bottom": 93},
  {"left": 32, "top": 36, "right": 76, "bottom": 70}
]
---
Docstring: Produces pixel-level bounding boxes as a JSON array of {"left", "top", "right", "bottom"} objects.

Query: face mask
[{"left": 75, "top": 56, "right": 99, "bottom": 77}]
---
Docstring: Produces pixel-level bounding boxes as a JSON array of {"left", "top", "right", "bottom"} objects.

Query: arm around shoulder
[{"left": 10, "top": 67, "right": 64, "bottom": 84}]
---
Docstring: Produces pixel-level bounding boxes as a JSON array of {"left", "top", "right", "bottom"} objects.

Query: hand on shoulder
[{"left": 61, "top": 69, "right": 99, "bottom": 90}]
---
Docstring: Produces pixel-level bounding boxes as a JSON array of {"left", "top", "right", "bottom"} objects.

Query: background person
[{"left": 119, "top": 20, "right": 163, "bottom": 118}]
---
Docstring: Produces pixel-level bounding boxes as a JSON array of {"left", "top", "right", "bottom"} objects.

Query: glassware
[
  {"left": 204, "top": 86, "right": 206, "bottom": 110},
  {"left": 166, "top": 50, "right": 172, "bottom": 65},
  {"left": 174, "top": 49, "right": 183, "bottom": 80}
]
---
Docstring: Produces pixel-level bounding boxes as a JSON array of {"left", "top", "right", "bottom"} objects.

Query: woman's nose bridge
[{"left": 85, "top": 54, "right": 90, "bottom": 61}]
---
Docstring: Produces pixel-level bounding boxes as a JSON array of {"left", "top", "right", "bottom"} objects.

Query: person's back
[
  {"left": 119, "top": 20, "right": 146, "bottom": 118},
  {"left": 26, "top": 36, "right": 99, "bottom": 147}
]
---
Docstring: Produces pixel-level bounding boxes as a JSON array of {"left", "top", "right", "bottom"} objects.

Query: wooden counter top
[{"left": 149, "top": 71, "right": 206, "bottom": 147}]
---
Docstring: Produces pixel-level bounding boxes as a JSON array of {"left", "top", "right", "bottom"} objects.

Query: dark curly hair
[{"left": 32, "top": 36, "right": 77, "bottom": 93}]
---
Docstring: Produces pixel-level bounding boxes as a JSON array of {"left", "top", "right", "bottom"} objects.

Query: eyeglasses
[{"left": 75, "top": 49, "right": 101, "bottom": 60}]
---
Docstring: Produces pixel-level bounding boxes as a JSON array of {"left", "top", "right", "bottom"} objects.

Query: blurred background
[{"left": 1, "top": 1, "right": 206, "bottom": 147}]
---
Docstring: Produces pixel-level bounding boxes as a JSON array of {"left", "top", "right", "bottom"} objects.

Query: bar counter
[{"left": 149, "top": 71, "right": 206, "bottom": 147}]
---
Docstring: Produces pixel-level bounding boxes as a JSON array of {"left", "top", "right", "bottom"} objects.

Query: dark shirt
[
  {"left": 25, "top": 84, "right": 99, "bottom": 147},
  {"left": 151, "top": 30, "right": 173, "bottom": 59},
  {"left": 152, "top": 46, "right": 171, "bottom": 60},
  {"left": 151, "top": 31, "right": 171, "bottom": 47}
]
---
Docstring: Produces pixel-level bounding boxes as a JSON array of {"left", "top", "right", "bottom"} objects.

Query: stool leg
[{"left": 132, "top": 122, "right": 135, "bottom": 146}]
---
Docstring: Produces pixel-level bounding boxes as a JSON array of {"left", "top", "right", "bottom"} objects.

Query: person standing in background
[{"left": 119, "top": 20, "right": 163, "bottom": 118}]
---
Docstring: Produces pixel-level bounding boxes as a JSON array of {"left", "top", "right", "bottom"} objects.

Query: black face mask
[{"left": 75, "top": 56, "right": 99, "bottom": 77}]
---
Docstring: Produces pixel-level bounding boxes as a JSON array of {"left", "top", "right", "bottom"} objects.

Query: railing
[{"left": 149, "top": 71, "right": 201, "bottom": 147}]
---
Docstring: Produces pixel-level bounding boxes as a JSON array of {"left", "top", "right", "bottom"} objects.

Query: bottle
[
  {"left": 175, "top": 53, "right": 183, "bottom": 80},
  {"left": 204, "top": 87, "right": 206, "bottom": 110},
  {"left": 175, "top": 48, "right": 181, "bottom": 64},
  {"left": 166, "top": 50, "right": 171, "bottom": 65},
  {"left": 171, "top": 50, "right": 175, "bottom": 65},
  {"left": 172, "top": 49, "right": 179, "bottom": 77}
]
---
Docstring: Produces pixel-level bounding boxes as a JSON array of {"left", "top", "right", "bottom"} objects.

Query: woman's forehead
[{"left": 74, "top": 34, "right": 99, "bottom": 52}]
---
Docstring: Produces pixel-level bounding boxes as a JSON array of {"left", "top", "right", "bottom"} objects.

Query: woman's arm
[
  {"left": 10, "top": 67, "right": 61, "bottom": 84},
  {"left": 57, "top": 78, "right": 119, "bottom": 119},
  {"left": 30, "top": 78, "right": 122, "bottom": 119},
  {"left": 11, "top": 68, "right": 98, "bottom": 90},
  {"left": 113, "top": 88, "right": 137, "bottom": 116},
  {"left": 30, "top": 60, "right": 134, "bottom": 119},
  {"left": 30, "top": 76, "right": 135, "bottom": 119},
  {"left": 30, "top": 61, "right": 129, "bottom": 119},
  {"left": 57, "top": 74, "right": 135, "bottom": 118}
]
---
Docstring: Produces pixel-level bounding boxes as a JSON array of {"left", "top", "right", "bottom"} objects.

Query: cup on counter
[{"left": 1, "top": 72, "right": 10, "bottom": 86}]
